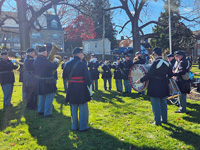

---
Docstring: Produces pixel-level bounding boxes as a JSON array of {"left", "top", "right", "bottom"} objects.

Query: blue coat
[
  {"left": 112, "top": 62, "right": 123, "bottom": 79},
  {"left": 33, "top": 55, "right": 58, "bottom": 95},
  {"left": 63, "top": 56, "right": 91, "bottom": 104},
  {"left": 101, "top": 64, "right": 112, "bottom": 79},
  {"left": 140, "top": 58, "right": 173, "bottom": 98},
  {"left": 122, "top": 60, "right": 133, "bottom": 80},
  {"left": 0, "top": 58, "right": 18, "bottom": 85},
  {"left": 88, "top": 61, "right": 100, "bottom": 80}
]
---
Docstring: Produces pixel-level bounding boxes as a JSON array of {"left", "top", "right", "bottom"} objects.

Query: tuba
[{"left": 48, "top": 44, "right": 62, "bottom": 64}]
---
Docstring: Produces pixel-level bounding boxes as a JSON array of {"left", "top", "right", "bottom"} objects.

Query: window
[
  {"left": 95, "top": 43, "right": 97, "bottom": 48},
  {"left": 52, "top": 33, "right": 58, "bottom": 40},
  {"left": 14, "top": 43, "right": 20, "bottom": 49},
  {"left": 198, "top": 49, "right": 200, "bottom": 55},
  {"left": 51, "top": 20, "right": 57, "bottom": 28},
  {"left": 31, "top": 33, "right": 41, "bottom": 39}
]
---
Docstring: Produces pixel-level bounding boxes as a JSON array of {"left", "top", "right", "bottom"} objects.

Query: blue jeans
[
  {"left": 38, "top": 92, "right": 55, "bottom": 116},
  {"left": 103, "top": 78, "right": 111, "bottom": 90},
  {"left": 178, "top": 93, "right": 187, "bottom": 112},
  {"left": 151, "top": 97, "right": 167, "bottom": 125},
  {"left": 115, "top": 79, "right": 122, "bottom": 92},
  {"left": 124, "top": 80, "right": 131, "bottom": 93},
  {"left": 70, "top": 102, "right": 89, "bottom": 131},
  {"left": 91, "top": 80, "right": 98, "bottom": 91},
  {"left": 1, "top": 83, "right": 13, "bottom": 106},
  {"left": 63, "top": 79, "right": 68, "bottom": 93}
]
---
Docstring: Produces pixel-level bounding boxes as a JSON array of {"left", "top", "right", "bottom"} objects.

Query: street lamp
[
  {"left": 3, "top": 37, "right": 7, "bottom": 50},
  {"left": 168, "top": 0, "right": 172, "bottom": 54}
]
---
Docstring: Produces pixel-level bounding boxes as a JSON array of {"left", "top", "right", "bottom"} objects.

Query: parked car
[{"left": 111, "top": 47, "right": 128, "bottom": 55}]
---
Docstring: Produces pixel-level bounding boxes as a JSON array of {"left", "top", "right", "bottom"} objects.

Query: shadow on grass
[
  {"left": 0, "top": 101, "right": 26, "bottom": 131},
  {"left": 54, "top": 90, "right": 68, "bottom": 115},
  {"left": 182, "top": 102, "right": 200, "bottom": 124},
  {"left": 162, "top": 123, "right": 200, "bottom": 149},
  {"left": 24, "top": 106, "right": 161, "bottom": 150}
]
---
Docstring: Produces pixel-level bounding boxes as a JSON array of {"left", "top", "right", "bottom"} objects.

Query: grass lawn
[{"left": 0, "top": 64, "right": 200, "bottom": 150}]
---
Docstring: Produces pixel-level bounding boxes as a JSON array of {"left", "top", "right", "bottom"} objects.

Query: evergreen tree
[{"left": 150, "top": 0, "right": 196, "bottom": 53}]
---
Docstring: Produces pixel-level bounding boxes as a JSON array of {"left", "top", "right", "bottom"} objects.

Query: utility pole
[
  {"left": 102, "top": 0, "right": 105, "bottom": 60},
  {"left": 168, "top": 0, "right": 172, "bottom": 54}
]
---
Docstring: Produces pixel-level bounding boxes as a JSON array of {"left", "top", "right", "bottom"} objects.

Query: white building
[{"left": 83, "top": 38, "right": 111, "bottom": 54}]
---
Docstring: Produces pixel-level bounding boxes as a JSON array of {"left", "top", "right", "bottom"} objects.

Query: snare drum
[{"left": 167, "top": 79, "right": 181, "bottom": 100}]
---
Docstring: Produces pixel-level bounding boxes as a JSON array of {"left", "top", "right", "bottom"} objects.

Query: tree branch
[
  {"left": 141, "top": 32, "right": 160, "bottom": 40},
  {"left": 139, "top": 21, "right": 164, "bottom": 30},
  {"left": 0, "top": 15, "right": 19, "bottom": 27},
  {"left": 104, "top": 6, "right": 123, "bottom": 11},
  {"left": 0, "top": 0, "right": 5, "bottom": 15},
  {"left": 118, "top": 20, "right": 131, "bottom": 34},
  {"left": 1, "top": 27, "right": 19, "bottom": 35}
]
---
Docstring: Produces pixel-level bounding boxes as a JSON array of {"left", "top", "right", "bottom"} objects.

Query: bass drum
[{"left": 128, "top": 64, "right": 151, "bottom": 92}]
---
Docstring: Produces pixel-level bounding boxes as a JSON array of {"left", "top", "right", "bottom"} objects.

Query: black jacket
[
  {"left": 102, "top": 63, "right": 112, "bottom": 79},
  {"left": 133, "top": 56, "right": 146, "bottom": 65},
  {"left": 88, "top": 61, "right": 100, "bottom": 80},
  {"left": 18, "top": 58, "right": 25, "bottom": 82},
  {"left": 112, "top": 62, "right": 123, "bottom": 79},
  {"left": 122, "top": 60, "right": 133, "bottom": 80},
  {"left": 33, "top": 55, "right": 58, "bottom": 95},
  {"left": 140, "top": 58, "right": 173, "bottom": 98},
  {"left": 0, "top": 58, "right": 18, "bottom": 85},
  {"left": 63, "top": 56, "right": 91, "bottom": 104}
]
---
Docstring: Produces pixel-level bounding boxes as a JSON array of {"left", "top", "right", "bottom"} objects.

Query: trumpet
[{"left": 9, "top": 58, "right": 24, "bottom": 65}]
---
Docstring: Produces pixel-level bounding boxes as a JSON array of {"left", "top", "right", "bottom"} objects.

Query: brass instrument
[{"left": 48, "top": 44, "right": 62, "bottom": 64}]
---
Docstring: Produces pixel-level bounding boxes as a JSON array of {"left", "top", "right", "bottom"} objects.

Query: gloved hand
[
  {"left": 54, "top": 58, "right": 59, "bottom": 63},
  {"left": 11, "top": 59, "right": 16, "bottom": 64}
]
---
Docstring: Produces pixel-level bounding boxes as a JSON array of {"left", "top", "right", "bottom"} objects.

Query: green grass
[{"left": 0, "top": 65, "right": 200, "bottom": 150}]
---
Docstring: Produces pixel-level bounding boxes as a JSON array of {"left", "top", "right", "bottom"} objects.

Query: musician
[
  {"left": 133, "top": 51, "right": 146, "bottom": 65},
  {"left": 136, "top": 48, "right": 173, "bottom": 126},
  {"left": 33, "top": 46, "right": 58, "bottom": 118},
  {"left": 122, "top": 54, "right": 133, "bottom": 93},
  {"left": 102, "top": 58, "right": 112, "bottom": 91},
  {"left": 173, "top": 50, "right": 190, "bottom": 113},
  {"left": 166, "top": 54, "right": 176, "bottom": 68},
  {"left": 0, "top": 51, "right": 18, "bottom": 107},
  {"left": 112, "top": 57, "right": 123, "bottom": 92},
  {"left": 23, "top": 48, "right": 37, "bottom": 110},
  {"left": 88, "top": 54, "right": 100, "bottom": 91},
  {"left": 63, "top": 47, "right": 91, "bottom": 132},
  {"left": 62, "top": 56, "right": 68, "bottom": 92}
]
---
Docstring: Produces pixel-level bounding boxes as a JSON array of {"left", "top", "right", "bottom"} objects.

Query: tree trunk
[
  {"left": 132, "top": 20, "right": 141, "bottom": 56},
  {"left": 17, "top": 0, "right": 31, "bottom": 51}
]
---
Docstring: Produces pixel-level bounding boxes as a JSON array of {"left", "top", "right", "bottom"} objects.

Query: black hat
[
  {"left": 125, "top": 54, "right": 131, "bottom": 57},
  {"left": 20, "top": 51, "right": 26, "bottom": 55},
  {"left": 152, "top": 47, "right": 162, "bottom": 56},
  {"left": 72, "top": 47, "right": 83, "bottom": 55},
  {"left": 174, "top": 50, "right": 186, "bottom": 56},
  {"left": 91, "top": 53, "right": 95, "bottom": 57},
  {"left": 1, "top": 51, "right": 8, "bottom": 56},
  {"left": 117, "top": 57, "right": 120, "bottom": 60},
  {"left": 63, "top": 56, "right": 68, "bottom": 59},
  {"left": 167, "top": 54, "right": 174, "bottom": 58},
  {"left": 38, "top": 46, "right": 47, "bottom": 53},
  {"left": 105, "top": 58, "right": 109, "bottom": 61},
  {"left": 27, "top": 48, "right": 35, "bottom": 53},
  {"left": 135, "top": 51, "right": 140, "bottom": 55}
]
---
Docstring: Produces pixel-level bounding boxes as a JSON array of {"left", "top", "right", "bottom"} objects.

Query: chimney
[{"left": 121, "top": 36, "right": 124, "bottom": 40}]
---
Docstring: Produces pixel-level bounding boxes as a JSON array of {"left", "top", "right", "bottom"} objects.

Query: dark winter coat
[
  {"left": 33, "top": 55, "right": 58, "bottom": 95},
  {"left": 0, "top": 58, "right": 18, "bottom": 85},
  {"left": 140, "top": 58, "right": 173, "bottom": 98},
  {"left": 173, "top": 57, "right": 190, "bottom": 93},
  {"left": 122, "top": 60, "right": 133, "bottom": 80},
  {"left": 101, "top": 63, "right": 112, "bottom": 79},
  {"left": 133, "top": 56, "right": 146, "bottom": 65},
  {"left": 63, "top": 56, "right": 91, "bottom": 104},
  {"left": 18, "top": 58, "right": 25, "bottom": 82},
  {"left": 88, "top": 61, "right": 100, "bottom": 80},
  {"left": 112, "top": 62, "right": 123, "bottom": 79}
]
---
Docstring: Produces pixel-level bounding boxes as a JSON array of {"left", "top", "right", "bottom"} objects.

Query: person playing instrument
[
  {"left": 88, "top": 54, "right": 100, "bottom": 91},
  {"left": 62, "top": 56, "right": 68, "bottom": 93},
  {"left": 112, "top": 57, "right": 123, "bottom": 92},
  {"left": 63, "top": 47, "right": 92, "bottom": 132},
  {"left": 122, "top": 54, "right": 133, "bottom": 93},
  {"left": 0, "top": 51, "right": 18, "bottom": 108},
  {"left": 135, "top": 48, "right": 173, "bottom": 126},
  {"left": 166, "top": 54, "right": 176, "bottom": 68},
  {"left": 133, "top": 51, "right": 146, "bottom": 65},
  {"left": 33, "top": 46, "right": 58, "bottom": 118},
  {"left": 102, "top": 58, "right": 112, "bottom": 91},
  {"left": 23, "top": 48, "right": 37, "bottom": 110},
  {"left": 173, "top": 50, "right": 190, "bottom": 113}
]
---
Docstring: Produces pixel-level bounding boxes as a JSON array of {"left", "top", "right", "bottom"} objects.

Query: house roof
[
  {"left": 43, "top": 14, "right": 63, "bottom": 31},
  {"left": 83, "top": 38, "right": 110, "bottom": 42}
]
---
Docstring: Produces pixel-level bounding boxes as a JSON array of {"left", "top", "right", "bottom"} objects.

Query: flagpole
[{"left": 168, "top": 0, "right": 172, "bottom": 54}]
